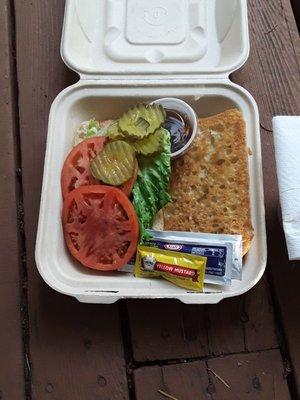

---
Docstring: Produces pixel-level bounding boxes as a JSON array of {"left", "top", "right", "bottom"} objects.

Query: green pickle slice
[
  {"left": 132, "top": 128, "right": 166, "bottom": 155},
  {"left": 119, "top": 103, "right": 166, "bottom": 139},
  {"left": 90, "top": 141, "right": 136, "bottom": 186},
  {"left": 106, "top": 121, "right": 125, "bottom": 140}
]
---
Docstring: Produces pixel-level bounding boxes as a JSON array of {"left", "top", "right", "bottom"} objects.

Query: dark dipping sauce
[{"left": 163, "top": 109, "right": 192, "bottom": 153}]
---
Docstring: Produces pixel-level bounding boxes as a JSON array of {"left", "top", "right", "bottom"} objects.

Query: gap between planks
[
  {"left": 128, "top": 347, "right": 288, "bottom": 372},
  {"left": 6, "top": 0, "right": 32, "bottom": 398},
  {"left": 266, "top": 264, "right": 299, "bottom": 399},
  {"left": 119, "top": 301, "right": 137, "bottom": 400}
]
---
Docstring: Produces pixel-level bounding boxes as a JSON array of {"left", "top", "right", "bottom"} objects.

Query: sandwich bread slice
[{"left": 162, "top": 108, "right": 254, "bottom": 255}]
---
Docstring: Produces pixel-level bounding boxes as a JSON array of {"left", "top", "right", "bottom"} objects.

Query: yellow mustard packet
[{"left": 135, "top": 246, "right": 207, "bottom": 291}]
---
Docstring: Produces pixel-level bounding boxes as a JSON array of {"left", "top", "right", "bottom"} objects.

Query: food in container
[
  {"left": 61, "top": 136, "right": 106, "bottom": 199},
  {"left": 60, "top": 104, "right": 247, "bottom": 289},
  {"left": 118, "top": 103, "right": 166, "bottom": 138},
  {"left": 61, "top": 102, "right": 173, "bottom": 250},
  {"left": 62, "top": 185, "right": 139, "bottom": 271},
  {"left": 90, "top": 140, "right": 137, "bottom": 185},
  {"left": 35, "top": 0, "right": 267, "bottom": 304}
]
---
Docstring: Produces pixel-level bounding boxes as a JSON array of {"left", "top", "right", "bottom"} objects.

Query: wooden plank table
[
  {"left": 0, "top": 0, "right": 299, "bottom": 399},
  {"left": 0, "top": 1, "right": 25, "bottom": 399}
]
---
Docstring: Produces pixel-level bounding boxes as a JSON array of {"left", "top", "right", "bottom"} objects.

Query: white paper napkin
[{"left": 273, "top": 116, "right": 300, "bottom": 260}]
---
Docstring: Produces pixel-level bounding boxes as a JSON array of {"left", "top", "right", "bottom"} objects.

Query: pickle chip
[
  {"left": 90, "top": 141, "right": 136, "bottom": 186},
  {"left": 106, "top": 121, "right": 125, "bottom": 140},
  {"left": 119, "top": 103, "right": 166, "bottom": 139},
  {"left": 132, "top": 128, "right": 165, "bottom": 155}
]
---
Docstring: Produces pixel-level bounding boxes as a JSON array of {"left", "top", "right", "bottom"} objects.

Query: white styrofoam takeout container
[{"left": 35, "top": 0, "right": 267, "bottom": 304}]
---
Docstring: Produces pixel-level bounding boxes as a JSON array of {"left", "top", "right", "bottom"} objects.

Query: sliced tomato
[
  {"left": 61, "top": 137, "right": 106, "bottom": 198},
  {"left": 62, "top": 185, "right": 139, "bottom": 271},
  {"left": 120, "top": 160, "right": 139, "bottom": 197}
]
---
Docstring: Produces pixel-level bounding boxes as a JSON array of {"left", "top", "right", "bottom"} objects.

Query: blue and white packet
[
  {"left": 146, "top": 230, "right": 243, "bottom": 285},
  {"left": 120, "top": 230, "right": 243, "bottom": 286}
]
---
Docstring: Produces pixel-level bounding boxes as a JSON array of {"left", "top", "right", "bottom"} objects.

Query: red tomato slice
[
  {"left": 62, "top": 185, "right": 139, "bottom": 271},
  {"left": 120, "top": 160, "right": 138, "bottom": 197},
  {"left": 61, "top": 137, "right": 106, "bottom": 198}
]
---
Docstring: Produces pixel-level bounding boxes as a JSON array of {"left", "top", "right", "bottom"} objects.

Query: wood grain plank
[
  {"left": 207, "top": 297, "right": 245, "bottom": 356},
  {"left": 291, "top": 1, "right": 300, "bottom": 32},
  {"left": 285, "top": 0, "right": 300, "bottom": 54},
  {"left": 207, "top": 350, "right": 290, "bottom": 399},
  {"left": 128, "top": 300, "right": 209, "bottom": 362},
  {"left": 134, "top": 361, "right": 211, "bottom": 400},
  {"left": 244, "top": 276, "right": 278, "bottom": 352},
  {"left": 232, "top": 0, "right": 300, "bottom": 393},
  {"left": 14, "top": 1, "right": 129, "bottom": 399},
  {"left": 207, "top": 275, "right": 278, "bottom": 356},
  {"left": 30, "top": 288, "right": 129, "bottom": 400},
  {"left": 129, "top": 277, "right": 279, "bottom": 362},
  {"left": 233, "top": 0, "right": 300, "bottom": 130},
  {"left": 134, "top": 351, "right": 290, "bottom": 400},
  {"left": 0, "top": 1, "right": 25, "bottom": 399},
  {"left": 264, "top": 218, "right": 300, "bottom": 394}
]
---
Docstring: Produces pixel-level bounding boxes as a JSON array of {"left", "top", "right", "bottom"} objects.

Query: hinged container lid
[{"left": 61, "top": 0, "right": 249, "bottom": 79}]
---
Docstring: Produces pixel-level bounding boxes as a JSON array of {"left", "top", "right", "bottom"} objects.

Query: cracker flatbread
[{"left": 163, "top": 108, "right": 253, "bottom": 255}]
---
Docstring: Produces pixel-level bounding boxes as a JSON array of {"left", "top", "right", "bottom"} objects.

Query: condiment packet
[
  {"left": 120, "top": 230, "right": 243, "bottom": 285},
  {"left": 135, "top": 246, "right": 206, "bottom": 291},
  {"left": 145, "top": 230, "right": 243, "bottom": 285}
]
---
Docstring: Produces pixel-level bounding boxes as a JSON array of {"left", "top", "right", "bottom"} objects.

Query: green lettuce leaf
[
  {"left": 86, "top": 119, "right": 100, "bottom": 137},
  {"left": 132, "top": 129, "right": 171, "bottom": 242}
]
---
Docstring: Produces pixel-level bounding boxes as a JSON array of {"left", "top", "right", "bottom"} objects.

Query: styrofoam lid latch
[{"left": 61, "top": 0, "right": 249, "bottom": 78}]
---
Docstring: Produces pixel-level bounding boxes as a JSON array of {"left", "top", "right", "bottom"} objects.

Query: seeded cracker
[{"left": 163, "top": 108, "right": 253, "bottom": 255}]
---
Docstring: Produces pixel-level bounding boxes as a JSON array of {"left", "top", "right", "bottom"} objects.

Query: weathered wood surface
[
  {"left": 0, "top": 0, "right": 298, "bottom": 398},
  {"left": 128, "top": 300, "right": 209, "bottom": 362},
  {"left": 134, "top": 350, "right": 290, "bottom": 400},
  {"left": 0, "top": 1, "right": 25, "bottom": 399},
  {"left": 128, "top": 277, "right": 278, "bottom": 362},
  {"left": 207, "top": 350, "right": 291, "bottom": 400},
  {"left": 243, "top": 276, "right": 278, "bottom": 352},
  {"left": 134, "top": 361, "right": 211, "bottom": 400}
]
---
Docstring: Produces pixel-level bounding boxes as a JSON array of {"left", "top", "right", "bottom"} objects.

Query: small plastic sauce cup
[{"left": 152, "top": 97, "right": 198, "bottom": 158}]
